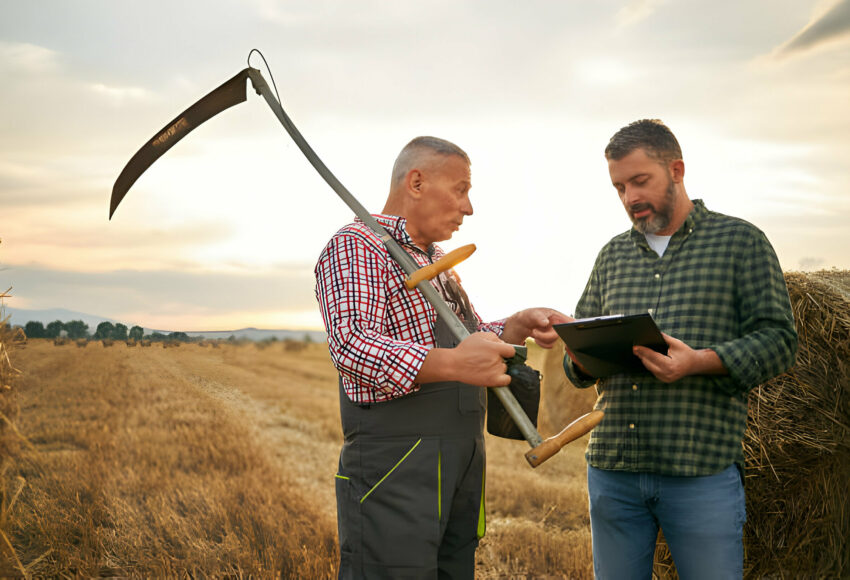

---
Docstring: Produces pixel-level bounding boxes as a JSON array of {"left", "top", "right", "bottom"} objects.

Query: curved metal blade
[{"left": 109, "top": 68, "right": 251, "bottom": 219}]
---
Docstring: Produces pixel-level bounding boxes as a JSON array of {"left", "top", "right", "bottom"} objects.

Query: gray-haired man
[{"left": 316, "top": 136, "right": 568, "bottom": 578}]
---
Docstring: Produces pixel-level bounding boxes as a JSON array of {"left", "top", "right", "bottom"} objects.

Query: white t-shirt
[{"left": 645, "top": 233, "right": 672, "bottom": 257}]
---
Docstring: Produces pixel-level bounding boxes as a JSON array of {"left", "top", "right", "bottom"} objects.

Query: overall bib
[{"left": 335, "top": 301, "right": 486, "bottom": 580}]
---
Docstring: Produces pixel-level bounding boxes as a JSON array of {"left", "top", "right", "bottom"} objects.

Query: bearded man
[{"left": 563, "top": 119, "right": 797, "bottom": 579}]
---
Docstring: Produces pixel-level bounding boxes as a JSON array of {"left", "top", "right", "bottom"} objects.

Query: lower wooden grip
[{"left": 524, "top": 410, "right": 604, "bottom": 468}]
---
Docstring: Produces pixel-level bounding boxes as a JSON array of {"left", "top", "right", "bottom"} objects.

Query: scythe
[{"left": 110, "top": 59, "right": 602, "bottom": 467}]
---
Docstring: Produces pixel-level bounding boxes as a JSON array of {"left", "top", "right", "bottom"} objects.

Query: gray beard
[{"left": 631, "top": 180, "right": 676, "bottom": 234}]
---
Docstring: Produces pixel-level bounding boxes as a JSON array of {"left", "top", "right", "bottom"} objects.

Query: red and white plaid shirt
[{"left": 315, "top": 214, "right": 505, "bottom": 404}]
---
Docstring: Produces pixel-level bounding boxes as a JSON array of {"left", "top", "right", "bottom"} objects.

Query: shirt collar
[{"left": 357, "top": 213, "right": 422, "bottom": 251}]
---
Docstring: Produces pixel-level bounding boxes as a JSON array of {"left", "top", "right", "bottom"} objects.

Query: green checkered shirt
[{"left": 565, "top": 199, "right": 797, "bottom": 476}]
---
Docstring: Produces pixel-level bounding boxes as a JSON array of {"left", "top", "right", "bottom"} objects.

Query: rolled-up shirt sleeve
[{"left": 710, "top": 229, "right": 797, "bottom": 393}]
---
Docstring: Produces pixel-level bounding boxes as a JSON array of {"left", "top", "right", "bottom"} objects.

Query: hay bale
[
  {"left": 10, "top": 327, "right": 26, "bottom": 345},
  {"left": 653, "top": 270, "right": 850, "bottom": 578},
  {"left": 1, "top": 292, "right": 26, "bottom": 578},
  {"left": 283, "top": 339, "right": 307, "bottom": 353},
  {"left": 1, "top": 301, "right": 21, "bottom": 459},
  {"left": 740, "top": 270, "right": 850, "bottom": 578}
]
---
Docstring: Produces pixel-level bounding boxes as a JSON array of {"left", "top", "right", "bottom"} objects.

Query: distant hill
[{"left": 2, "top": 307, "right": 326, "bottom": 342}]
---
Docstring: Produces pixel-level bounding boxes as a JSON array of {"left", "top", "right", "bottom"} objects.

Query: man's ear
[
  {"left": 669, "top": 159, "right": 685, "bottom": 183},
  {"left": 407, "top": 169, "right": 424, "bottom": 198}
]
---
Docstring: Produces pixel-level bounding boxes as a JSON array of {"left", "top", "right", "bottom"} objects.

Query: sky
[{"left": 1, "top": 0, "right": 849, "bottom": 332}]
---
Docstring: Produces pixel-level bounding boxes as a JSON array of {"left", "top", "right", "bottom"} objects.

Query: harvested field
[
  {"left": 0, "top": 338, "right": 596, "bottom": 578},
  {"left": 3, "top": 271, "right": 844, "bottom": 578}
]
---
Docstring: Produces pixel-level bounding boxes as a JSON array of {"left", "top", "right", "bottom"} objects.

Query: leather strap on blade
[{"left": 109, "top": 68, "right": 251, "bottom": 219}]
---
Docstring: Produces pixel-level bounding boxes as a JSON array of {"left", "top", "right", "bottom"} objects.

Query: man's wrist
[
  {"left": 500, "top": 313, "right": 528, "bottom": 345},
  {"left": 416, "top": 347, "right": 457, "bottom": 384},
  {"left": 691, "top": 348, "right": 728, "bottom": 376}
]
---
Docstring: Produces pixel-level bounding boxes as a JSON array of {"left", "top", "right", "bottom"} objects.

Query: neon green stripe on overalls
[
  {"left": 477, "top": 466, "right": 486, "bottom": 538},
  {"left": 438, "top": 450, "right": 442, "bottom": 520},
  {"left": 360, "top": 439, "right": 422, "bottom": 504}
]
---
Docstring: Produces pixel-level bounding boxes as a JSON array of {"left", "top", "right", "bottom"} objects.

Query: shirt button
[
  {"left": 654, "top": 273, "right": 661, "bottom": 279},
  {"left": 629, "top": 423, "right": 636, "bottom": 429},
  {"left": 632, "top": 384, "right": 638, "bottom": 391}
]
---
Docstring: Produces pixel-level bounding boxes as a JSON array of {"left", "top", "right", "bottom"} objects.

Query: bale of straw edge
[
  {"left": 653, "top": 270, "right": 850, "bottom": 578},
  {"left": 1, "top": 289, "right": 28, "bottom": 578},
  {"left": 741, "top": 270, "right": 850, "bottom": 578},
  {"left": 0, "top": 288, "right": 22, "bottom": 460}
]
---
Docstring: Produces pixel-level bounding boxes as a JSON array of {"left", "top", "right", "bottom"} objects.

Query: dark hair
[{"left": 604, "top": 119, "right": 682, "bottom": 163}]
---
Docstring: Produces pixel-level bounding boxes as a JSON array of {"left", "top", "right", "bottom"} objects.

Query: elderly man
[
  {"left": 564, "top": 119, "right": 797, "bottom": 579},
  {"left": 315, "top": 136, "right": 566, "bottom": 579}
]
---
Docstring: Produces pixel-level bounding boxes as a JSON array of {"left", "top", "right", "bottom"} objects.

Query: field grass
[{"left": 1, "top": 339, "right": 596, "bottom": 578}]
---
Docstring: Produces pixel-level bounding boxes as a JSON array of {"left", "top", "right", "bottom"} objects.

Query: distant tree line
[
  {"left": 23, "top": 319, "right": 92, "bottom": 340},
  {"left": 21, "top": 320, "right": 191, "bottom": 343}
]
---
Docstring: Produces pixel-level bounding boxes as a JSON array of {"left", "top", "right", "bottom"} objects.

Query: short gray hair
[
  {"left": 391, "top": 136, "right": 470, "bottom": 185},
  {"left": 604, "top": 119, "right": 682, "bottom": 164}
]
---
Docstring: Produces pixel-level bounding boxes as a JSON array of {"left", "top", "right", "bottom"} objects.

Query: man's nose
[
  {"left": 622, "top": 185, "right": 639, "bottom": 207},
  {"left": 460, "top": 197, "right": 473, "bottom": 216}
]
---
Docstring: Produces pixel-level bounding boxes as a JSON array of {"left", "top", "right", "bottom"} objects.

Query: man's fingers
[
  {"left": 480, "top": 333, "right": 518, "bottom": 358},
  {"left": 634, "top": 345, "right": 665, "bottom": 361},
  {"left": 634, "top": 345, "right": 675, "bottom": 383},
  {"left": 527, "top": 309, "right": 571, "bottom": 349},
  {"left": 531, "top": 330, "right": 559, "bottom": 349},
  {"left": 549, "top": 312, "right": 574, "bottom": 325},
  {"left": 489, "top": 373, "right": 512, "bottom": 387}
]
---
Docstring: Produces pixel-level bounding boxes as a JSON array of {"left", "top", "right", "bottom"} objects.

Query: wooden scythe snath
[{"left": 109, "top": 55, "right": 603, "bottom": 467}]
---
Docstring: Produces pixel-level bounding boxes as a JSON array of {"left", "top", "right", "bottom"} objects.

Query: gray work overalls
[{"left": 335, "top": 275, "right": 485, "bottom": 580}]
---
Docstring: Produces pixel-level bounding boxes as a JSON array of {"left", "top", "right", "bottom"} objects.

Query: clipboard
[{"left": 554, "top": 313, "right": 668, "bottom": 377}]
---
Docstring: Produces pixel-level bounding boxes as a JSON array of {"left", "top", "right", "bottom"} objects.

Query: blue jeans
[{"left": 587, "top": 464, "right": 745, "bottom": 580}]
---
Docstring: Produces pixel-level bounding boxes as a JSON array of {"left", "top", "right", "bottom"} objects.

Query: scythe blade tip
[{"left": 107, "top": 67, "right": 252, "bottom": 220}]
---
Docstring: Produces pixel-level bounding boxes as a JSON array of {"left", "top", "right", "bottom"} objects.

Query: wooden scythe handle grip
[
  {"left": 405, "top": 244, "right": 476, "bottom": 290},
  {"left": 525, "top": 410, "right": 604, "bottom": 468}
]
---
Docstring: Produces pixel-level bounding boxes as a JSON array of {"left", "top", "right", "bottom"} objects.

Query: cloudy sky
[{"left": 2, "top": 0, "right": 849, "bottom": 332}]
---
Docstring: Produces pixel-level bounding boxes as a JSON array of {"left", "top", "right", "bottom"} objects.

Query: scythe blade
[{"left": 109, "top": 68, "right": 252, "bottom": 219}]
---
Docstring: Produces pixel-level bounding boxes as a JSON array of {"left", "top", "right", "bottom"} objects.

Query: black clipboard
[{"left": 554, "top": 313, "right": 668, "bottom": 377}]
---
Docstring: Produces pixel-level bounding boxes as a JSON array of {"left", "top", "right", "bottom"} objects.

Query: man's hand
[
  {"left": 633, "top": 333, "right": 728, "bottom": 383},
  {"left": 501, "top": 308, "right": 573, "bottom": 349},
  {"left": 417, "top": 332, "right": 517, "bottom": 387}
]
